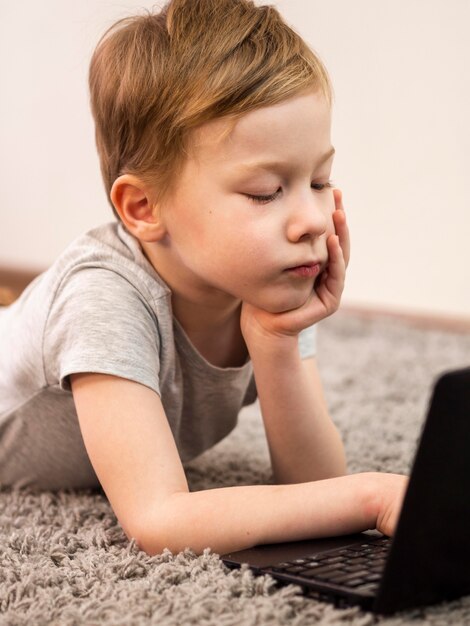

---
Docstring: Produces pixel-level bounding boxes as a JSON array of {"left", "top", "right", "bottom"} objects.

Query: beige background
[{"left": 1, "top": 0, "right": 468, "bottom": 317}]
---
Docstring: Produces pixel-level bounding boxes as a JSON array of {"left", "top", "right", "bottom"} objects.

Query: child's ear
[{"left": 110, "top": 174, "right": 166, "bottom": 242}]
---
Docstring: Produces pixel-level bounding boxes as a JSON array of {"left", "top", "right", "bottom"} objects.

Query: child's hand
[
  {"left": 373, "top": 473, "right": 409, "bottom": 537},
  {"left": 241, "top": 188, "right": 350, "bottom": 344}
]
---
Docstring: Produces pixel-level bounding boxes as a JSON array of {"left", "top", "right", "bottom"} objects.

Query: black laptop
[{"left": 221, "top": 367, "right": 470, "bottom": 614}]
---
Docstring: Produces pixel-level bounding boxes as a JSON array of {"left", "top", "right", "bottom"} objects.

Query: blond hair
[{"left": 89, "top": 0, "right": 333, "bottom": 217}]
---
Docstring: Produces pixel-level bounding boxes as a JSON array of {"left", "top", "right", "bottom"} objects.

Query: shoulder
[
  {"left": 58, "top": 221, "right": 170, "bottom": 299},
  {"left": 42, "top": 245, "right": 169, "bottom": 394},
  {"left": 40, "top": 221, "right": 170, "bottom": 313},
  {"left": 43, "top": 222, "right": 174, "bottom": 358}
]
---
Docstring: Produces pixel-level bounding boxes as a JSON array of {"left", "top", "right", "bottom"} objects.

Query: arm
[
  {"left": 241, "top": 188, "right": 349, "bottom": 485},
  {"left": 143, "top": 472, "right": 407, "bottom": 556},
  {"left": 250, "top": 348, "right": 346, "bottom": 484},
  {"left": 71, "top": 372, "right": 407, "bottom": 558}
]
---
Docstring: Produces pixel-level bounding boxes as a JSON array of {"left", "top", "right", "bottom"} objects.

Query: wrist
[
  {"left": 240, "top": 299, "right": 309, "bottom": 355},
  {"left": 245, "top": 330, "right": 300, "bottom": 363},
  {"left": 357, "top": 472, "right": 383, "bottom": 530}
]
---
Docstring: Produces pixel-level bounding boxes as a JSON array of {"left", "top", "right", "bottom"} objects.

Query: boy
[{"left": 0, "top": 0, "right": 407, "bottom": 556}]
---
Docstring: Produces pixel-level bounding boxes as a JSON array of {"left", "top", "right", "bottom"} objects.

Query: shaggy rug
[{"left": 1, "top": 310, "right": 470, "bottom": 625}]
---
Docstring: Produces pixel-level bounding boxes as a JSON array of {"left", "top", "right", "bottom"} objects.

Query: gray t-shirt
[{"left": 0, "top": 222, "right": 316, "bottom": 490}]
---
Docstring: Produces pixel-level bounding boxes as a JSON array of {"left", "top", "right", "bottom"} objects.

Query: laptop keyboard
[{"left": 270, "top": 536, "right": 391, "bottom": 595}]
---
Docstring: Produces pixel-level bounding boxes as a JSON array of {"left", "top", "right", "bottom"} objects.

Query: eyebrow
[{"left": 235, "top": 146, "right": 336, "bottom": 174}]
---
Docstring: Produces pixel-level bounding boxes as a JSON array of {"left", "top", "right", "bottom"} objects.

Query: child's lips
[{"left": 284, "top": 262, "right": 322, "bottom": 278}]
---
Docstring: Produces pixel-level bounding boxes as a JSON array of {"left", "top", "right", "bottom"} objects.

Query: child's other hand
[
  {"left": 241, "top": 188, "right": 350, "bottom": 344},
  {"left": 372, "top": 473, "right": 409, "bottom": 537}
]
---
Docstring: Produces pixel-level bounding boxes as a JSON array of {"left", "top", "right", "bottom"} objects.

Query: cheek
[
  {"left": 219, "top": 217, "right": 271, "bottom": 258},
  {"left": 321, "top": 192, "right": 336, "bottom": 235},
  {"left": 327, "top": 212, "right": 335, "bottom": 237}
]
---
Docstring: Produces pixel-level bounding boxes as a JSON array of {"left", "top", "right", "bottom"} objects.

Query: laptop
[{"left": 221, "top": 367, "right": 470, "bottom": 614}]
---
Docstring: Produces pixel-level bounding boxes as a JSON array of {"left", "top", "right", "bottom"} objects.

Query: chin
[{"left": 261, "top": 289, "right": 312, "bottom": 314}]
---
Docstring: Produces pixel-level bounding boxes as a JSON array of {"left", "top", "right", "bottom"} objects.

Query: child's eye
[
  {"left": 245, "top": 189, "right": 281, "bottom": 204},
  {"left": 311, "top": 180, "right": 335, "bottom": 192},
  {"left": 246, "top": 180, "right": 334, "bottom": 204}
]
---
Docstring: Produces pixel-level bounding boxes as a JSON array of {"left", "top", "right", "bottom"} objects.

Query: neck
[
  {"left": 172, "top": 295, "right": 243, "bottom": 337},
  {"left": 140, "top": 239, "right": 248, "bottom": 367}
]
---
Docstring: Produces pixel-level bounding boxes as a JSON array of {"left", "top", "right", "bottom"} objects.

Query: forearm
[
  {"left": 139, "top": 472, "right": 380, "bottom": 557},
  {"left": 250, "top": 341, "right": 347, "bottom": 484}
]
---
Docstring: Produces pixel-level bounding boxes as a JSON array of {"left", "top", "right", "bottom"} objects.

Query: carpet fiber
[{"left": 1, "top": 311, "right": 470, "bottom": 625}]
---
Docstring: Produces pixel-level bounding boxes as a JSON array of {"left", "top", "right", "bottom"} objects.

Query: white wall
[{"left": 1, "top": 0, "right": 469, "bottom": 318}]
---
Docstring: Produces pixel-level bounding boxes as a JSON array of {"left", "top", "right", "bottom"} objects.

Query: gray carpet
[{"left": 1, "top": 311, "right": 470, "bottom": 625}]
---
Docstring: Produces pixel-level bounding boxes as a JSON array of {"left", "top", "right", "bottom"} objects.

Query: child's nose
[{"left": 285, "top": 194, "right": 330, "bottom": 243}]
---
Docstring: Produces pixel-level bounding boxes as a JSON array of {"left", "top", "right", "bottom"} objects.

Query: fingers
[
  {"left": 332, "top": 188, "right": 350, "bottom": 267},
  {"left": 313, "top": 232, "right": 345, "bottom": 315},
  {"left": 307, "top": 187, "right": 348, "bottom": 318},
  {"left": 325, "top": 232, "right": 345, "bottom": 288}
]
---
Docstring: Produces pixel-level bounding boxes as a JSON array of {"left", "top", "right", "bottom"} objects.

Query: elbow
[
  {"left": 135, "top": 528, "right": 200, "bottom": 558},
  {"left": 130, "top": 492, "right": 207, "bottom": 557},
  {"left": 134, "top": 533, "right": 185, "bottom": 558},
  {"left": 127, "top": 524, "right": 167, "bottom": 557}
]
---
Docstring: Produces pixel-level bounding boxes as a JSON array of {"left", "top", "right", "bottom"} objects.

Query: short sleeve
[
  {"left": 298, "top": 323, "right": 317, "bottom": 359},
  {"left": 43, "top": 267, "right": 162, "bottom": 395}
]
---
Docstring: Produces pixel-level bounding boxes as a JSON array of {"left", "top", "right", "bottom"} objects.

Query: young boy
[{"left": 0, "top": 0, "right": 407, "bottom": 556}]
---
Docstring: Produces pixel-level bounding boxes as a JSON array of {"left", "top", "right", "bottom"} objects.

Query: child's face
[{"left": 158, "top": 89, "right": 335, "bottom": 314}]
